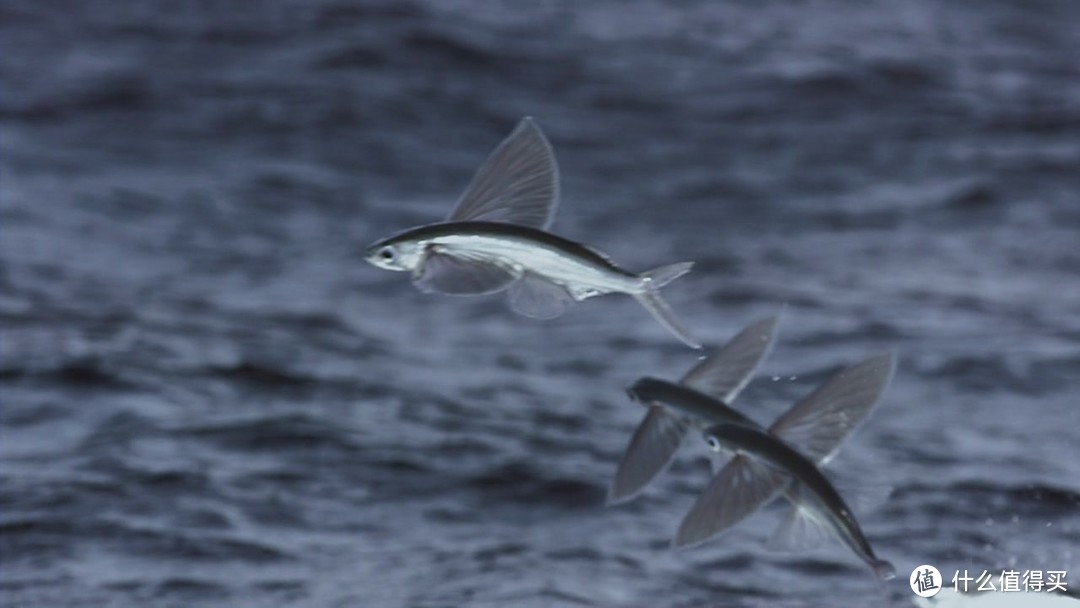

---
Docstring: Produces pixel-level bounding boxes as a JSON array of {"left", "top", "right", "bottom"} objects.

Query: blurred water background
[{"left": 2, "top": 1, "right": 1079, "bottom": 606}]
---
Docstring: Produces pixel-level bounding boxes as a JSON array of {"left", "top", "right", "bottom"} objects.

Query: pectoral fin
[
  {"left": 769, "top": 352, "right": 896, "bottom": 465},
  {"left": 507, "top": 273, "right": 574, "bottom": 319},
  {"left": 448, "top": 118, "right": 559, "bottom": 229},
  {"left": 608, "top": 407, "right": 689, "bottom": 504},
  {"left": 680, "top": 314, "right": 780, "bottom": 402},
  {"left": 674, "top": 455, "right": 789, "bottom": 548},
  {"left": 412, "top": 250, "right": 518, "bottom": 295}
]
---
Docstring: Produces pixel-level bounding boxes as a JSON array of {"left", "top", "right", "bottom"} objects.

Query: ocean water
[{"left": 2, "top": 1, "right": 1079, "bottom": 606}]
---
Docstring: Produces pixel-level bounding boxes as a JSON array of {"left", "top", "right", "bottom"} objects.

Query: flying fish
[
  {"left": 700, "top": 422, "right": 896, "bottom": 581},
  {"left": 364, "top": 118, "right": 700, "bottom": 348}
]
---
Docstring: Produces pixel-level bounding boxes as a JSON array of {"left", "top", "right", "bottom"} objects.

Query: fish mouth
[
  {"left": 361, "top": 248, "right": 382, "bottom": 267},
  {"left": 626, "top": 377, "right": 659, "bottom": 403}
]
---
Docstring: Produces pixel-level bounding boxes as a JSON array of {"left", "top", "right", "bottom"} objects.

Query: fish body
[
  {"left": 368, "top": 221, "right": 641, "bottom": 300},
  {"left": 702, "top": 422, "right": 896, "bottom": 581},
  {"left": 364, "top": 117, "right": 699, "bottom": 348},
  {"left": 608, "top": 315, "right": 780, "bottom": 503},
  {"left": 674, "top": 352, "right": 896, "bottom": 550},
  {"left": 608, "top": 319, "right": 897, "bottom": 568},
  {"left": 627, "top": 378, "right": 758, "bottom": 428}
]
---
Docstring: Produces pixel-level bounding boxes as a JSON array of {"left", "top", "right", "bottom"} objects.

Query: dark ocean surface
[{"left": 2, "top": 1, "right": 1079, "bottom": 606}]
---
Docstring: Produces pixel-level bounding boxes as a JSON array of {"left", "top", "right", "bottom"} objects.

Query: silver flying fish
[
  {"left": 608, "top": 321, "right": 895, "bottom": 577},
  {"left": 700, "top": 422, "right": 897, "bottom": 581},
  {"left": 364, "top": 118, "right": 700, "bottom": 349},
  {"left": 673, "top": 352, "right": 896, "bottom": 555},
  {"left": 608, "top": 314, "right": 781, "bottom": 503}
]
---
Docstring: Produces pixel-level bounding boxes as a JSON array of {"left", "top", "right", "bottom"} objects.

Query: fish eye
[
  {"left": 706, "top": 436, "right": 721, "bottom": 451},
  {"left": 378, "top": 246, "right": 396, "bottom": 261}
]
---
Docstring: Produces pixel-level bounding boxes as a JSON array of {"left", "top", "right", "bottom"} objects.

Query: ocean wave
[{"left": 465, "top": 461, "right": 604, "bottom": 509}]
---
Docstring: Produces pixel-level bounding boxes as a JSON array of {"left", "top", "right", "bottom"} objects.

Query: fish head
[
  {"left": 364, "top": 237, "right": 424, "bottom": 272},
  {"left": 626, "top": 377, "right": 668, "bottom": 406}
]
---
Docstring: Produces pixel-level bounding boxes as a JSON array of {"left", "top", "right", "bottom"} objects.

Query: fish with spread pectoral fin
[
  {"left": 363, "top": 118, "right": 701, "bottom": 349},
  {"left": 608, "top": 314, "right": 781, "bottom": 504},
  {"left": 699, "top": 423, "right": 896, "bottom": 581},
  {"left": 673, "top": 352, "right": 896, "bottom": 549}
]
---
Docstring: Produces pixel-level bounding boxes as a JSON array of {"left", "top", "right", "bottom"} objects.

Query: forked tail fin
[{"left": 635, "top": 262, "right": 700, "bottom": 349}]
